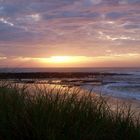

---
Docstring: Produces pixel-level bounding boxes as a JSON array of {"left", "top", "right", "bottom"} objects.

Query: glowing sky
[{"left": 0, "top": 0, "right": 140, "bottom": 67}]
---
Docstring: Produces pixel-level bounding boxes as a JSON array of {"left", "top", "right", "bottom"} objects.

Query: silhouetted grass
[{"left": 0, "top": 84, "right": 139, "bottom": 140}]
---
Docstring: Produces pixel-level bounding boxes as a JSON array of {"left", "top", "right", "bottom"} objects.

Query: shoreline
[{"left": 0, "top": 72, "right": 140, "bottom": 114}]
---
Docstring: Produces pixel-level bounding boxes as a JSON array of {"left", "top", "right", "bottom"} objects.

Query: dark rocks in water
[
  {"left": 81, "top": 80, "right": 101, "bottom": 83},
  {"left": 19, "top": 80, "right": 36, "bottom": 84},
  {"left": 24, "top": 81, "right": 35, "bottom": 84},
  {"left": 0, "top": 72, "right": 129, "bottom": 79}
]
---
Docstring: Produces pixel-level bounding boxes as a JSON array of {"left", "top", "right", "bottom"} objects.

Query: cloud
[
  {"left": 0, "top": 0, "right": 139, "bottom": 67},
  {"left": 83, "top": 0, "right": 102, "bottom": 5},
  {"left": 0, "top": 56, "right": 6, "bottom": 60},
  {"left": 0, "top": 17, "right": 14, "bottom": 26},
  {"left": 119, "top": 0, "right": 140, "bottom": 5}
]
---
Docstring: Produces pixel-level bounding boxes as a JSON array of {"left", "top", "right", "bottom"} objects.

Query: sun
[
  {"left": 38, "top": 56, "right": 91, "bottom": 66},
  {"left": 47, "top": 56, "right": 73, "bottom": 63}
]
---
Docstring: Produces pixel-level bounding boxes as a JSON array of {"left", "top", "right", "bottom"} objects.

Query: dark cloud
[{"left": 106, "top": 12, "right": 128, "bottom": 19}]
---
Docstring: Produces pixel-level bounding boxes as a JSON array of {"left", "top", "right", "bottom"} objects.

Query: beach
[
  {"left": 0, "top": 67, "right": 140, "bottom": 114},
  {"left": 0, "top": 68, "right": 140, "bottom": 139}
]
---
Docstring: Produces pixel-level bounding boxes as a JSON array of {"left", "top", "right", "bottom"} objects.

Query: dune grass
[{"left": 0, "top": 84, "right": 139, "bottom": 140}]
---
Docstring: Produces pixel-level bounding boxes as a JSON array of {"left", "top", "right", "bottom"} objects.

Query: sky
[{"left": 0, "top": 0, "right": 140, "bottom": 67}]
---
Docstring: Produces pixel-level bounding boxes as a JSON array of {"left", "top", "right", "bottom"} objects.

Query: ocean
[
  {"left": 0, "top": 67, "right": 140, "bottom": 74},
  {"left": 0, "top": 67, "right": 140, "bottom": 100}
]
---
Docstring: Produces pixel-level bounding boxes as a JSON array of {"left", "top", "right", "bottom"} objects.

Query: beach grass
[{"left": 0, "top": 84, "right": 139, "bottom": 140}]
